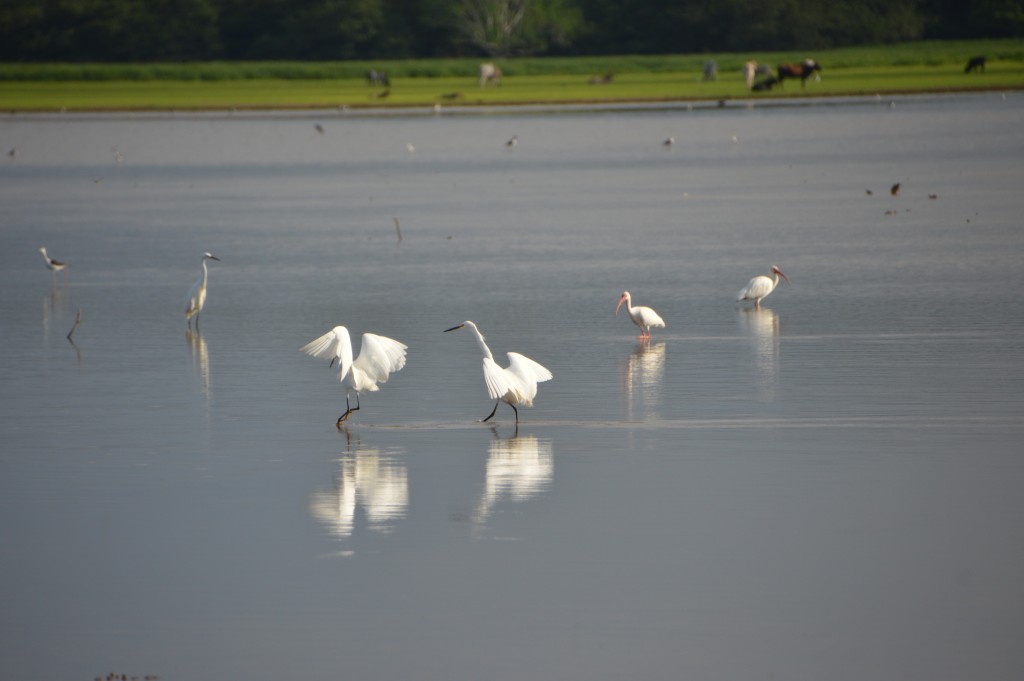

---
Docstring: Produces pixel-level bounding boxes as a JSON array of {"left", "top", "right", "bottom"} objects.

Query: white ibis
[
  {"left": 615, "top": 291, "right": 666, "bottom": 340},
  {"left": 736, "top": 265, "right": 790, "bottom": 308}
]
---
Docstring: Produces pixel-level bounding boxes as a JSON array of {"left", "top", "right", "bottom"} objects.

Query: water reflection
[
  {"left": 41, "top": 286, "right": 71, "bottom": 339},
  {"left": 473, "top": 431, "right": 553, "bottom": 527},
  {"left": 185, "top": 329, "right": 212, "bottom": 407},
  {"left": 309, "top": 436, "right": 408, "bottom": 539},
  {"left": 736, "top": 307, "right": 779, "bottom": 400},
  {"left": 620, "top": 341, "right": 666, "bottom": 420}
]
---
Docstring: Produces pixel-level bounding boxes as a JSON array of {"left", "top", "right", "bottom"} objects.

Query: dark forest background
[{"left": 1, "top": 0, "right": 1021, "bottom": 62}]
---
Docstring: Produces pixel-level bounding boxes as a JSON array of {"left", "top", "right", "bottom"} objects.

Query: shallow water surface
[{"left": 1, "top": 94, "right": 1023, "bottom": 680}]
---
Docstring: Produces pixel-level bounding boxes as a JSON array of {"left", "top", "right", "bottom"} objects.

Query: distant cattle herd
[{"left": 357, "top": 55, "right": 988, "bottom": 101}]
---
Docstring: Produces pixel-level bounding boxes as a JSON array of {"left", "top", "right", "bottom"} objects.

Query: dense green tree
[{"left": 0, "top": 0, "right": 1018, "bottom": 61}]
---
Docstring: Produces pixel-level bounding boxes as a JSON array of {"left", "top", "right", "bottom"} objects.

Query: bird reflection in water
[
  {"left": 736, "top": 307, "right": 779, "bottom": 401},
  {"left": 42, "top": 285, "right": 71, "bottom": 340},
  {"left": 186, "top": 328, "right": 212, "bottom": 408},
  {"left": 473, "top": 430, "right": 553, "bottom": 527},
  {"left": 309, "top": 436, "right": 409, "bottom": 539},
  {"left": 620, "top": 341, "right": 666, "bottom": 420}
]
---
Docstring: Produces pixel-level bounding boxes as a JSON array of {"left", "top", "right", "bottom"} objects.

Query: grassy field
[{"left": 1, "top": 39, "right": 1022, "bottom": 111}]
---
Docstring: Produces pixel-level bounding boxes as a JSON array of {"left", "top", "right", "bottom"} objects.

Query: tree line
[{"left": 1, "top": 0, "right": 1021, "bottom": 62}]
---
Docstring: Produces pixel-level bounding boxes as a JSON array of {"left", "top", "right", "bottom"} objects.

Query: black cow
[
  {"left": 964, "top": 56, "right": 986, "bottom": 74},
  {"left": 777, "top": 59, "right": 821, "bottom": 88},
  {"left": 751, "top": 76, "right": 778, "bottom": 92}
]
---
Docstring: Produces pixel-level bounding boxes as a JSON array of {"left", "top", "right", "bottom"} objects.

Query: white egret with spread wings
[
  {"left": 301, "top": 326, "right": 408, "bottom": 427},
  {"left": 444, "top": 321, "right": 552, "bottom": 425}
]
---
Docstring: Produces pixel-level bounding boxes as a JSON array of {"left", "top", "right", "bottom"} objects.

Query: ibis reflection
[
  {"left": 473, "top": 432, "right": 553, "bottom": 526},
  {"left": 310, "top": 437, "right": 408, "bottom": 539},
  {"left": 736, "top": 307, "right": 779, "bottom": 400},
  {"left": 620, "top": 341, "right": 666, "bottom": 420}
]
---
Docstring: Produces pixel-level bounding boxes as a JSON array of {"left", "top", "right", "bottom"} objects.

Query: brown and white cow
[
  {"left": 479, "top": 62, "right": 503, "bottom": 88},
  {"left": 777, "top": 59, "right": 821, "bottom": 88}
]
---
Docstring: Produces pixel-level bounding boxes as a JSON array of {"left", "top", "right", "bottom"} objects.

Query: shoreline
[{"left": 3, "top": 87, "right": 1018, "bottom": 118}]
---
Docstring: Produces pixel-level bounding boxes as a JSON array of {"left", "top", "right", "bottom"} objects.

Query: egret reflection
[
  {"left": 473, "top": 432, "right": 553, "bottom": 527},
  {"left": 309, "top": 440, "right": 408, "bottom": 539},
  {"left": 186, "top": 329, "right": 211, "bottom": 407},
  {"left": 620, "top": 341, "right": 666, "bottom": 420},
  {"left": 736, "top": 307, "right": 779, "bottom": 400}
]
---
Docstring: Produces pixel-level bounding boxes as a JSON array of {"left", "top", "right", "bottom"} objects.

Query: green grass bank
[{"left": 2, "top": 39, "right": 1022, "bottom": 111}]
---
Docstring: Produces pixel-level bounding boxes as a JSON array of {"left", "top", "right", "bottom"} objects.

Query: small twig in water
[
  {"left": 66, "top": 307, "right": 81, "bottom": 341},
  {"left": 393, "top": 217, "right": 403, "bottom": 243}
]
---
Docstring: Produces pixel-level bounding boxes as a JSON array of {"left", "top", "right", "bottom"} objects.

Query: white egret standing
[
  {"left": 301, "top": 326, "right": 408, "bottom": 426},
  {"left": 444, "top": 321, "right": 552, "bottom": 425},
  {"left": 38, "top": 247, "right": 68, "bottom": 284},
  {"left": 184, "top": 252, "right": 221, "bottom": 330},
  {"left": 736, "top": 265, "right": 790, "bottom": 308},
  {"left": 615, "top": 291, "right": 665, "bottom": 340}
]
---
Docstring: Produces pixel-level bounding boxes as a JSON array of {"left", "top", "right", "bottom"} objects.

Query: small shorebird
[{"left": 39, "top": 247, "right": 68, "bottom": 283}]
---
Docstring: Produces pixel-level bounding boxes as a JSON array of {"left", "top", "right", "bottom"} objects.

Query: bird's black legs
[
  {"left": 337, "top": 393, "right": 361, "bottom": 427},
  {"left": 481, "top": 400, "right": 501, "bottom": 422},
  {"left": 482, "top": 400, "right": 519, "bottom": 424}
]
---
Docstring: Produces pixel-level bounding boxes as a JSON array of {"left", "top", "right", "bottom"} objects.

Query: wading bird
[
  {"left": 38, "top": 247, "right": 68, "bottom": 283},
  {"left": 615, "top": 291, "right": 665, "bottom": 340},
  {"left": 444, "top": 321, "right": 552, "bottom": 425},
  {"left": 184, "top": 252, "right": 220, "bottom": 330},
  {"left": 737, "top": 265, "right": 790, "bottom": 308},
  {"left": 301, "top": 326, "right": 408, "bottom": 426}
]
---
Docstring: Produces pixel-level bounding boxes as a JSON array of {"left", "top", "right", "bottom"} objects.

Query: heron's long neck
[
  {"left": 468, "top": 325, "right": 494, "bottom": 362},
  {"left": 201, "top": 259, "right": 209, "bottom": 285}
]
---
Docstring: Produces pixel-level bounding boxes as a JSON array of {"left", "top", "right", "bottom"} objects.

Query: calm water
[{"left": 2, "top": 94, "right": 1023, "bottom": 681}]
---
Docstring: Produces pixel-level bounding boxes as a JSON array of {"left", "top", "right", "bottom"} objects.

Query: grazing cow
[
  {"left": 752, "top": 76, "right": 778, "bottom": 92},
  {"left": 964, "top": 56, "right": 986, "bottom": 74},
  {"left": 366, "top": 69, "right": 389, "bottom": 87},
  {"left": 479, "top": 62, "right": 502, "bottom": 88},
  {"left": 777, "top": 59, "right": 821, "bottom": 88},
  {"left": 742, "top": 61, "right": 758, "bottom": 89},
  {"left": 703, "top": 60, "right": 718, "bottom": 82}
]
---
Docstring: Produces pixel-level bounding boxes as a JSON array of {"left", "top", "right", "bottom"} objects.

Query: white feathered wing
[
  {"left": 350, "top": 333, "right": 408, "bottom": 392},
  {"left": 482, "top": 352, "right": 553, "bottom": 408}
]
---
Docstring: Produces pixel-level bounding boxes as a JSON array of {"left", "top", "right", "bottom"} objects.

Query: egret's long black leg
[
  {"left": 481, "top": 400, "right": 501, "bottom": 422},
  {"left": 337, "top": 393, "right": 361, "bottom": 427},
  {"left": 511, "top": 404, "right": 519, "bottom": 425}
]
